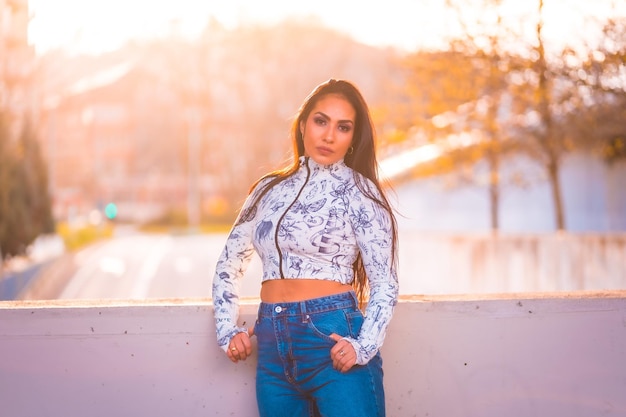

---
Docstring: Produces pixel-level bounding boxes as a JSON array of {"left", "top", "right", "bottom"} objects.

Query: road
[
  {"left": 27, "top": 230, "right": 263, "bottom": 300},
  {"left": 28, "top": 228, "right": 426, "bottom": 300}
]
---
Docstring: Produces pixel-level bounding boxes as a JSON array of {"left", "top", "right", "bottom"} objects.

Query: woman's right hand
[{"left": 226, "top": 326, "right": 255, "bottom": 363}]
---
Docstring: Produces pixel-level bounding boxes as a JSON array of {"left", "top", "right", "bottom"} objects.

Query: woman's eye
[
  {"left": 339, "top": 124, "right": 352, "bottom": 133},
  {"left": 314, "top": 117, "right": 326, "bottom": 126}
]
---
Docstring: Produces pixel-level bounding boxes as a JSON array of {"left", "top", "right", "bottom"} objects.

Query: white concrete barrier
[
  {"left": 1, "top": 293, "right": 625, "bottom": 416},
  {"left": 397, "top": 233, "right": 626, "bottom": 294}
]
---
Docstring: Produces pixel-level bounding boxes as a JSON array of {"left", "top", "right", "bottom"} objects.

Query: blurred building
[
  {"left": 32, "top": 23, "right": 407, "bottom": 226},
  {"left": 0, "top": 0, "right": 36, "bottom": 130},
  {"left": 38, "top": 57, "right": 195, "bottom": 223}
]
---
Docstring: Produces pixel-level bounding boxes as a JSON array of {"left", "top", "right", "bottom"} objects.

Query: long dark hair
[{"left": 248, "top": 79, "right": 398, "bottom": 305}]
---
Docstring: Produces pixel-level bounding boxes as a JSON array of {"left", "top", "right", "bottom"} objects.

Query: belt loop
[{"left": 300, "top": 301, "right": 308, "bottom": 323}]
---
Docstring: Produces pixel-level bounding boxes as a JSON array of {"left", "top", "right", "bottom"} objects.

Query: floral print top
[{"left": 212, "top": 156, "right": 398, "bottom": 365}]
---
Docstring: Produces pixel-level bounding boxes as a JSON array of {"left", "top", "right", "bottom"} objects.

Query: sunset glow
[
  {"left": 29, "top": 0, "right": 626, "bottom": 56},
  {"left": 28, "top": 0, "right": 452, "bottom": 54}
]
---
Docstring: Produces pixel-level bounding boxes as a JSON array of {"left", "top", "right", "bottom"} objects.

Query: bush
[{"left": 56, "top": 222, "right": 114, "bottom": 252}]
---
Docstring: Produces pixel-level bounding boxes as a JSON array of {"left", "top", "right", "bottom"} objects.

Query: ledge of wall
[{"left": 1, "top": 292, "right": 625, "bottom": 417}]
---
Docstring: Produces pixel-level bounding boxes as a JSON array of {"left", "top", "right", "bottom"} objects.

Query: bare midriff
[{"left": 260, "top": 279, "right": 353, "bottom": 303}]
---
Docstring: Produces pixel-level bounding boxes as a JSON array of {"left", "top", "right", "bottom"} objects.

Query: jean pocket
[
  {"left": 345, "top": 309, "right": 364, "bottom": 337},
  {"left": 306, "top": 308, "right": 364, "bottom": 341}
]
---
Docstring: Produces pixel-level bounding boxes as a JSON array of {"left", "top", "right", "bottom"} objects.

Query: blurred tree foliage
[
  {"left": 510, "top": 7, "right": 626, "bottom": 231},
  {"left": 568, "top": 16, "right": 626, "bottom": 164},
  {"left": 0, "top": 113, "right": 55, "bottom": 260},
  {"left": 401, "top": 0, "right": 537, "bottom": 231},
  {"left": 400, "top": 0, "right": 626, "bottom": 231}
]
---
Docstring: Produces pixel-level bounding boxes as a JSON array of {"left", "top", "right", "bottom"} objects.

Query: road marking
[
  {"left": 130, "top": 236, "right": 172, "bottom": 299},
  {"left": 98, "top": 256, "right": 126, "bottom": 276},
  {"left": 59, "top": 244, "right": 109, "bottom": 299}
]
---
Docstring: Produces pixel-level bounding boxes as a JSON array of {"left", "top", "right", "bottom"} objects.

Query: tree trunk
[
  {"left": 536, "top": 0, "right": 565, "bottom": 231},
  {"left": 547, "top": 158, "right": 565, "bottom": 230},
  {"left": 488, "top": 150, "right": 500, "bottom": 231}
]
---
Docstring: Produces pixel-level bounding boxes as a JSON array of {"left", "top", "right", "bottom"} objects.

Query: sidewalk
[{"left": 0, "top": 235, "right": 65, "bottom": 300}]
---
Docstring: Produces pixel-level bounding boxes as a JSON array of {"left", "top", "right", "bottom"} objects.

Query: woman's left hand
[
  {"left": 226, "top": 326, "right": 254, "bottom": 363},
  {"left": 329, "top": 333, "right": 356, "bottom": 373}
]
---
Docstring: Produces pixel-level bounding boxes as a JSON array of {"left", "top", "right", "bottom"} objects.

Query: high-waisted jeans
[{"left": 255, "top": 291, "right": 385, "bottom": 417}]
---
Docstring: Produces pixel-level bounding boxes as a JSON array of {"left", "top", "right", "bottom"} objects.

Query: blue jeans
[{"left": 255, "top": 291, "right": 386, "bottom": 417}]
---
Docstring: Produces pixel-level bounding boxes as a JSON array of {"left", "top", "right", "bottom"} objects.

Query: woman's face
[{"left": 300, "top": 94, "right": 355, "bottom": 165}]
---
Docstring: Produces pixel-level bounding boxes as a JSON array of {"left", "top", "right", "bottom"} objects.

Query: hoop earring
[{"left": 347, "top": 145, "right": 354, "bottom": 155}]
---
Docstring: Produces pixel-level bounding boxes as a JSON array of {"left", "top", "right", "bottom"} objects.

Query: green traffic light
[{"left": 104, "top": 203, "right": 118, "bottom": 219}]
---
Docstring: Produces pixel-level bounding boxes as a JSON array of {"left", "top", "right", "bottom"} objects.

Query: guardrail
[{"left": 1, "top": 292, "right": 625, "bottom": 416}]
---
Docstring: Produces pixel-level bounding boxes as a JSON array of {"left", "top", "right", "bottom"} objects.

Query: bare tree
[
  {"left": 401, "top": 0, "right": 623, "bottom": 232},
  {"left": 513, "top": 2, "right": 625, "bottom": 230},
  {"left": 401, "top": 0, "right": 522, "bottom": 231}
]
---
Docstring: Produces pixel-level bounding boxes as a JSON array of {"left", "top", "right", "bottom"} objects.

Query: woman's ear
[{"left": 299, "top": 120, "right": 305, "bottom": 137}]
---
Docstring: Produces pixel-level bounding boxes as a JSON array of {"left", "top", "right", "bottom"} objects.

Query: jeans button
[{"left": 274, "top": 306, "right": 282, "bottom": 313}]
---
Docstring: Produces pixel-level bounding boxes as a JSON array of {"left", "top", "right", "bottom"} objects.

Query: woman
[{"left": 212, "top": 79, "right": 399, "bottom": 417}]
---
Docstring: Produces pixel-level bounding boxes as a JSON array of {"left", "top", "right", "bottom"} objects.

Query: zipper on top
[{"left": 275, "top": 157, "right": 311, "bottom": 278}]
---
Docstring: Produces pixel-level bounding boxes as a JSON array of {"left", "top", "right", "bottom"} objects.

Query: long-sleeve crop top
[{"left": 212, "top": 156, "right": 399, "bottom": 365}]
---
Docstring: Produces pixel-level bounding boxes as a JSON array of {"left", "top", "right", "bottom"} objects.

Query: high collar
[{"left": 298, "top": 155, "right": 347, "bottom": 172}]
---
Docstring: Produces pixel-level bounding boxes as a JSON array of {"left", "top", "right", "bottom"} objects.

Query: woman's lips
[{"left": 317, "top": 146, "right": 333, "bottom": 155}]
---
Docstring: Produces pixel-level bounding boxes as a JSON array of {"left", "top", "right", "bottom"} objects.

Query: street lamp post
[{"left": 186, "top": 106, "right": 201, "bottom": 232}]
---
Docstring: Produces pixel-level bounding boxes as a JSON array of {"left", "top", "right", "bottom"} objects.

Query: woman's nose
[{"left": 323, "top": 127, "right": 334, "bottom": 143}]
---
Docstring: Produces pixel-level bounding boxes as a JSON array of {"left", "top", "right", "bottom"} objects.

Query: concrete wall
[
  {"left": 1, "top": 293, "right": 625, "bottom": 417},
  {"left": 397, "top": 233, "right": 626, "bottom": 295}
]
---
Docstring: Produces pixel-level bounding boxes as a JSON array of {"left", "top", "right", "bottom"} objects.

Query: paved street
[{"left": 25, "top": 231, "right": 263, "bottom": 300}]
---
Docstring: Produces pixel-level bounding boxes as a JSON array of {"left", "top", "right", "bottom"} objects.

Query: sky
[
  {"left": 28, "top": 0, "right": 625, "bottom": 55},
  {"left": 28, "top": 0, "right": 452, "bottom": 54}
]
